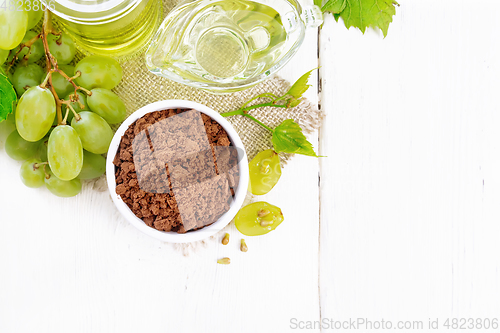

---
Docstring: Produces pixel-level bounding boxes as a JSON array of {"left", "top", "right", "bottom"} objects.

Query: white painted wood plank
[
  {"left": 319, "top": 0, "right": 500, "bottom": 330},
  {"left": 0, "top": 3, "right": 320, "bottom": 333}
]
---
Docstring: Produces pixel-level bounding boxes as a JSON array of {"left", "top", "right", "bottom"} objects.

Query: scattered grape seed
[
  {"left": 240, "top": 239, "right": 248, "bottom": 252},
  {"left": 258, "top": 209, "right": 270, "bottom": 217},
  {"left": 222, "top": 233, "right": 230, "bottom": 245},
  {"left": 217, "top": 258, "right": 231, "bottom": 265},
  {"left": 235, "top": 202, "right": 284, "bottom": 236},
  {"left": 260, "top": 220, "right": 270, "bottom": 227}
]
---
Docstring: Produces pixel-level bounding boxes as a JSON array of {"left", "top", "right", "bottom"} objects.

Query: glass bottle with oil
[
  {"left": 146, "top": 0, "right": 322, "bottom": 93},
  {"left": 42, "top": 0, "right": 163, "bottom": 59}
]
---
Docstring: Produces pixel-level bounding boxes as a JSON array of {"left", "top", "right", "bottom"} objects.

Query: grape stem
[
  {"left": 75, "top": 81, "right": 92, "bottom": 96},
  {"left": 5, "top": 33, "right": 42, "bottom": 72},
  {"left": 41, "top": 11, "right": 63, "bottom": 125},
  {"left": 61, "top": 100, "right": 82, "bottom": 122},
  {"left": 220, "top": 96, "right": 291, "bottom": 132},
  {"left": 69, "top": 71, "right": 81, "bottom": 81},
  {"left": 62, "top": 107, "right": 70, "bottom": 124},
  {"left": 68, "top": 92, "right": 85, "bottom": 110},
  {"left": 42, "top": 164, "right": 50, "bottom": 180},
  {"left": 40, "top": 69, "right": 56, "bottom": 88},
  {"left": 40, "top": 9, "right": 88, "bottom": 126},
  {"left": 34, "top": 162, "right": 49, "bottom": 170}
]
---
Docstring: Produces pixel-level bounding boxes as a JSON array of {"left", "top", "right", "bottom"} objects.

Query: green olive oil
[
  {"left": 46, "top": 0, "right": 163, "bottom": 58},
  {"left": 147, "top": 0, "right": 288, "bottom": 83}
]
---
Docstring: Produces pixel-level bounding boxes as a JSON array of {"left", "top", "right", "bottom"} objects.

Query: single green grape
[
  {"left": 16, "top": 86, "right": 56, "bottom": 142},
  {"left": 74, "top": 55, "right": 122, "bottom": 90},
  {"left": 9, "top": 30, "right": 43, "bottom": 64},
  {"left": 5, "top": 130, "right": 40, "bottom": 161},
  {"left": 235, "top": 202, "right": 284, "bottom": 236},
  {"left": 45, "top": 169, "right": 82, "bottom": 197},
  {"left": 12, "top": 63, "right": 44, "bottom": 96},
  {"left": 48, "top": 125, "right": 83, "bottom": 181},
  {"left": 248, "top": 149, "right": 282, "bottom": 195},
  {"left": 24, "top": 1, "right": 43, "bottom": 30},
  {"left": 47, "top": 33, "right": 76, "bottom": 65},
  {"left": 79, "top": 150, "right": 106, "bottom": 180},
  {"left": 59, "top": 91, "right": 89, "bottom": 125},
  {"left": 51, "top": 65, "right": 75, "bottom": 97},
  {"left": 0, "top": 10, "right": 28, "bottom": 50},
  {"left": 20, "top": 158, "right": 45, "bottom": 188},
  {"left": 87, "top": 88, "right": 127, "bottom": 124},
  {"left": 71, "top": 111, "right": 113, "bottom": 154},
  {"left": 0, "top": 49, "right": 8, "bottom": 65}
]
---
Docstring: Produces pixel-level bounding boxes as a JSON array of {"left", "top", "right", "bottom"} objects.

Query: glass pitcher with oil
[
  {"left": 146, "top": 0, "right": 322, "bottom": 93},
  {"left": 42, "top": 0, "right": 163, "bottom": 58}
]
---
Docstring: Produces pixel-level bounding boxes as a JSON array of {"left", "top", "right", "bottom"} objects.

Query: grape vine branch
[
  {"left": 40, "top": 10, "right": 90, "bottom": 125},
  {"left": 221, "top": 69, "right": 320, "bottom": 157},
  {"left": 15, "top": 9, "right": 91, "bottom": 126}
]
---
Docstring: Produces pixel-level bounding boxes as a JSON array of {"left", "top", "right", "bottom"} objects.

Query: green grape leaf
[
  {"left": 322, "top": 0, "right": 347, "bottom": 13},
  {"left": 327, "top": 0, "right": 399, "bottom": 37},
  {"left": 288, "top": 98, "right": 302, "bottom": 108},
  {"left": 286, "top": 69, "right": 315, "bottom": 100},
  {"left": 272, "top": 119, "right": 318, "bottom": 157},
  {"left": 0, "top": 73, "right": 17, "bottom": 123}
]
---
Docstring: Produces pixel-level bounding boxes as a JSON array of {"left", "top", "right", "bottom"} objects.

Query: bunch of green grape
[
  {"left": 235, "top": 149, "right": 285, "bottom": 236},
  {"left": 1, "top": 6, "right": 126, "bottom": 197}
]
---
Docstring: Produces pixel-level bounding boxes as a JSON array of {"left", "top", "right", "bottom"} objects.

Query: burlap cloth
[
  {"left": 46, "top": 0, "right": 321, "bottom": 167},
  {"left": 106, "top": 0, "right": 323, "bottom": 164},
  {"left": 28, "top": 0, "right": 322, "bottom": 250},
  {"left": 114, "top": 73, "right": 321, "bottom": 162},
  {"left": 74, "top": 0, "right": 323, "bottom": 200}
]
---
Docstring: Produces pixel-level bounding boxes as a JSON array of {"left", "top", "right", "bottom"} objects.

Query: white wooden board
[
  {"left": 2, "top": 0, "right": 500, "bottom": 332},
  {"left": 319, "top": 0, "right": 500, "bottom": 331},
  {"left": 0, "top": 0, "right": 320, "bottom": 332}
]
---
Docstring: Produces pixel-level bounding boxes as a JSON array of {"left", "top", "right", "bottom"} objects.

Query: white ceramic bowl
[{"left": 106, "top": 100, "right": 249, "bottom": 243}]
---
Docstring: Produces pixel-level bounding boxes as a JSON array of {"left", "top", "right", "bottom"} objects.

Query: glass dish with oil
[
  {"left": 42, "top": 0, "right": 163, "bottom": 59},
  {"left": 145, "top": 0, "right": 322, "bottom": 93}
]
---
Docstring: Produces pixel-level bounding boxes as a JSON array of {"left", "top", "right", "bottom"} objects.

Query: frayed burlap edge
[{"left": 78, "top": 0, "right": 324, "bottom": 252}]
